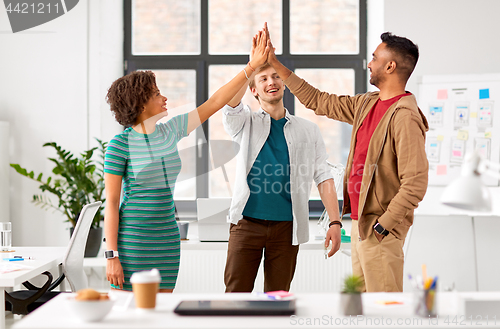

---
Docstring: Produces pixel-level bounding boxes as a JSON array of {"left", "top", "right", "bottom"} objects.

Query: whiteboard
[{"left": 418, "top": 73, "right": 500, "bottom": 186}]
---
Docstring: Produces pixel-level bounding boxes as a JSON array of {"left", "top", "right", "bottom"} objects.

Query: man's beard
[{"left": 369, "top": 73, "right": 383, "bottom": 88}]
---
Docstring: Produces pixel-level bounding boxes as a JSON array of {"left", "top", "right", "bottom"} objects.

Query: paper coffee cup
[{"left": 130, "top": 269, "right": 161, "bottom": 309}]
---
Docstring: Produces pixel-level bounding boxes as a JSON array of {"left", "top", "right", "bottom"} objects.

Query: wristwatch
[
  {"left": 104, "top": 250, "right": 119, "bottom": 259},
  {"left": 373, "top": 222, "right": 389, "bottom": 236}
]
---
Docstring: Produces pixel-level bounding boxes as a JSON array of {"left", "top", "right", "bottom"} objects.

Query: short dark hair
[
  {"left": 381, "top": 32, "right": 419, "bottom": 81},
  {"left": 106, "top": 70, "right": 158, "bottom": 126}
]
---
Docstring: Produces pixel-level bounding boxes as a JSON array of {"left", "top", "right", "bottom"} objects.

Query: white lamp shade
[{"left": 441, "top": 175, "right": 492, "bottom": 212}]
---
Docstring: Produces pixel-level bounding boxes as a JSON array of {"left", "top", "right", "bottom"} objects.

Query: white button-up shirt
[{"left": 223, "top": 103, "right": 333, "bottom": 245}]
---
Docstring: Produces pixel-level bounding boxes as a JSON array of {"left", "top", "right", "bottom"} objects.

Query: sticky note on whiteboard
[
  {"left": 437, "top": 165, "right": 447, "bottom": 176},
  {"left": 457, "top": 130, "right": 469, "bottom": 141},
  {"left": 453, "top": 150, "right": 462, "bottom": 157},
  {"left": 479, "top": 89, "right": 490, "bottom": 99},
  {"left": 437, "top": 135, "right": 444, "bottom": 141},
  {"left": 437, "top": 89, "right": 448, "bottom": 100},
  {"left": 485, "top": 131, "right": 492, "bottom": 138}
]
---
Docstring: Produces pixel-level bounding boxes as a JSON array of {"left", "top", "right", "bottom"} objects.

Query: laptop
[
  {"left": 174, "top": 300, "right": 296, "bottom": 316},
  {"left": 196, "top": 198, "right": 231, "bottom": 242}
]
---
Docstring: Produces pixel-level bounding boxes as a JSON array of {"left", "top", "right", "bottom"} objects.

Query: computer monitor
[{"left": 196, "top": 198, "right": 231, "bottom": 242}]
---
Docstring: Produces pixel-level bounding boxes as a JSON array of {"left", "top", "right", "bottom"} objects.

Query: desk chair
[{"left": 5, "top": 201, "right": 102, "bottom": 315}]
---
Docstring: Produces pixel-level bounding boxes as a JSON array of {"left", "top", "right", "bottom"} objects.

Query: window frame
[{"left": 124, "top": 0, "right": 367, "bottom": 217}]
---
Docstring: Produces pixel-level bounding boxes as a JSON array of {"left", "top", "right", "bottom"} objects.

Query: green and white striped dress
[{"left": 104, "top": 114, "right": 188, "bottom": 291}]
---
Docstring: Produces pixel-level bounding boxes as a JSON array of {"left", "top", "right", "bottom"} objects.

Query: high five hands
[
  {"left": 250, "top": 22, "right": 277, "bottom": 67},
  {"left": 248, "top": 23, "right": 271, "bottom": 70}
]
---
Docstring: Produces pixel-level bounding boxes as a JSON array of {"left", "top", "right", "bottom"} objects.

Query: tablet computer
[{"left": 174, "top": 300, "right": 296, "bottom": 316}]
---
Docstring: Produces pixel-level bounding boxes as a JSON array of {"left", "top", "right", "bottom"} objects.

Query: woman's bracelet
[
  {"left": 243, "top": 67, "right": 250, "bottom": 80},
  {"left": 328, "top": 221, "right": 343, "bottom": 229},
  {"left": 247, "top": 62, "right": 255, "bottom": 72}
]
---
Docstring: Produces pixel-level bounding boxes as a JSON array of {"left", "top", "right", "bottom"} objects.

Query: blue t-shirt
[{"left": 242, "top": 117, "right": 293, "bottom": 221}]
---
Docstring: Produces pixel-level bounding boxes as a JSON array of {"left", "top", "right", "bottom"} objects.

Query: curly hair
[{"left": 106, "top": 71, "right": 158, "bottom": 126}]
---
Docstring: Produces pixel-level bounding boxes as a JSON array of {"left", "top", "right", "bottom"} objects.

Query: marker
[
  {"left": 430, "top": 276, "right": 438, "bottom": 290},
  {"left": 4, "top": 258, "right": 24, "bottom": 261},
  {"left": 421, "top": 264, "right": 428, "bottom": 282},
  {"left": 424, "top": 277, "right": 433, "bottom": 290},
  {"left": 408, "top": 274, "right": 418, "bottom": 289}
]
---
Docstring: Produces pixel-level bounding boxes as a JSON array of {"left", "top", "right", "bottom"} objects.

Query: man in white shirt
[{"left": 223, "top": 60, "right": 342, "bottom": 292}]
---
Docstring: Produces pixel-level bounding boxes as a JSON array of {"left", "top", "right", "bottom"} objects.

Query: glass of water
[{"left": 0, "top": 222, "right": 12, "bottom": 251}]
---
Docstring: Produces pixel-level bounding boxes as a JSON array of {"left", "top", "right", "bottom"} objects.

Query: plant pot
[
  {"left": 69, "top": 227, "right": 103, "bottom": 258},
  {"left": 340, "top": 293, "right": 363, "bottom": 316}
]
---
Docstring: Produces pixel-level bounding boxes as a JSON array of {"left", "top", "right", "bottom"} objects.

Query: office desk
[
  {"left": 13, "top": 291, "right": 500, "bottom": 329},
  {"left": 0, "top": 247, "right": 66, "bottom": 329}
]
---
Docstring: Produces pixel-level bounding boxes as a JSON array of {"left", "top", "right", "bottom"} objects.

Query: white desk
[
  {"left": 0, "top": 247, "right": 66, "bottom": 329},
  {"left": 13, "top": 291, "right": 500, "bottom": 329}
]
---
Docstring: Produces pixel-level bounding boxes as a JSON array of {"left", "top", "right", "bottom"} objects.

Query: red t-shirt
[{"left": 348, "top": 93, "right": 411, "bottom": 220}]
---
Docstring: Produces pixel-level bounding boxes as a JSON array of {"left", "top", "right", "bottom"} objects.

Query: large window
[{"left": 125, "top": 0, "right": 367, "bottom": 214}]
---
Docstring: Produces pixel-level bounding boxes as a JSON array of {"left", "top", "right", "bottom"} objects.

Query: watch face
[
  {"left": 105, "top": 250, "right": 113, "bottom": 258},
  {"left": 374, "top": 223, "right": 384, "bottom": 234}
]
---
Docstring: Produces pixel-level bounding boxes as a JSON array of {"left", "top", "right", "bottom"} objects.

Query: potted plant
[
  {"left": 340, "top": 274, "right": 364, "bottom": 316},
  {"left": 10, "top": 138, "right": 107, "bottom": 257}
]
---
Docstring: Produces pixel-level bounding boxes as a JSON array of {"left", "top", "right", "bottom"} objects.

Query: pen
[
  {"left": 416, "top": 275, "right": 423, "bottom": 289},
  {"left": 424, "top": 277, "right": 434, "bottom": 290},
  {"left": 430, "top": 276, "right": 438, "bottom": 290},
  {"left": 266, "top": 295, "right": 280, "bottom": 300},
  {"left": 421, "top": 264, "right": 427, "bottom": 282},
  {"left": 253, "top": 293, "right": 280, "bottom": 300},
  {"left": 408, "top": 274, "right": 418, "bottom": 289}
]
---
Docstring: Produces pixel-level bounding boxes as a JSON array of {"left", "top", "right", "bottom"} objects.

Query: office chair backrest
[{"left": 62, "top": 201, "right": 102, "bottom": 292}]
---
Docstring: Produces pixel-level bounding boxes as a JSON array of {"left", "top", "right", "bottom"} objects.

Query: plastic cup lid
[{"left": 130, "top": 269, "right": 161, "bottom": 284}]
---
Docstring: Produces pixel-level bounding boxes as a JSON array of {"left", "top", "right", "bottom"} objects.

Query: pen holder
[{"left": 414, "top": 288, "right": 436, "bottom": 318}]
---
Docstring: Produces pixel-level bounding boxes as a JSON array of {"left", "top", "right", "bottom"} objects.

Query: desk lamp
[
  {"left": 440, "top": 151, "right": 500, "bottom": 291},
  {"left": 441, "top": 151, "right": 499, "bottom": 211}
]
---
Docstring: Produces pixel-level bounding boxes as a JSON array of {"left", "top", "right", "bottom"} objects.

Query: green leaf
[
  {"left": 28, "top": 171, "right": 34, "bottom": 179},
  {"left": 36, "top": 173, "right": 43, "bottom": 181},
  {"left": 10, "top": 164, "right": 29, "bottom": 176}
]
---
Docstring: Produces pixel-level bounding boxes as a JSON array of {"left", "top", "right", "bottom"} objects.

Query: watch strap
[{"left": 328, "top": 221, "right": 343, "bottom": 229}]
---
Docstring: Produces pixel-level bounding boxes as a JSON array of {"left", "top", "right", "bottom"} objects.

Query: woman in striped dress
[{"left": 103, "top": 28, "right": 269, "bottom": 292}]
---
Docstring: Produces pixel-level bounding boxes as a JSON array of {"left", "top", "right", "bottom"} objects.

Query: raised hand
[
  {"left": 264, "top": 23, "right": 277, "bottom": 64},
  {"left": 250, "top": 32, "right": 257, "bottom": 62},
  {"left": 248, "top": 23, "right": 270, "bottom": 69}
]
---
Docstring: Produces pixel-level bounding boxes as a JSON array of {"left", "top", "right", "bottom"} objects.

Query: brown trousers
[
  {"left": 224, "top": 217, "right": 299, "bottom": 293},
  {"left": 351, "top": 220, "right": 405, "bottom": 292}
]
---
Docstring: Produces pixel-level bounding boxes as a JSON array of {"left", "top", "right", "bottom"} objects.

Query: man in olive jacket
[{"left": 267, "top": 31, "right": 429, "bottom": 292}]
